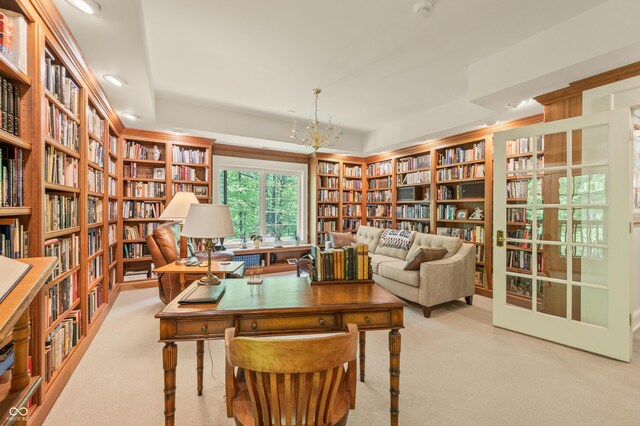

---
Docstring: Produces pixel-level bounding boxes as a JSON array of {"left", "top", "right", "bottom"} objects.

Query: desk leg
[
  {"left": 196, "top": 340, "right": 204, "bottom": 396},
  {"left": 389, "top": 329, "right": 401, "bottom": 426},
  {"left": 359, "top": 331, "right": 366, "bottom": 382},
  {"left": 163, "top": 342, "right": 178, "bottom": 426},
  {"left": 179, "top": 274, "right": 186, "bottom": 291}
]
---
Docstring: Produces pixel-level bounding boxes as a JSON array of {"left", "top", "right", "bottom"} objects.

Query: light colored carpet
[{"left": 44, "top": 283, "right": 640, "bottom": 425}]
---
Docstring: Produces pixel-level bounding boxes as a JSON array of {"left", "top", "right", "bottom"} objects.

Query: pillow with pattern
[{"left": 378, "top": 229, "right": 416, "bottom": 251}]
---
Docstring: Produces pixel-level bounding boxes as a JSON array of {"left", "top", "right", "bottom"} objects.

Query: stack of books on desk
[{"left": 310, "top": 244, "right": 370, "bottom": 282}]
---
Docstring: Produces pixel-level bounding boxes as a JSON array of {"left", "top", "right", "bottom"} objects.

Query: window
[{"left": 214, "top": 156, "right": 307, "bottom": 245}]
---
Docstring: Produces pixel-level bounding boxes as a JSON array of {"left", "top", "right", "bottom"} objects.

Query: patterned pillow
[{"left": 378, "top": 229, "right": 416, "bottom": 251}]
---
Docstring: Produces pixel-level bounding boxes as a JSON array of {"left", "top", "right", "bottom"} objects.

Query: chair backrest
[{"left": 225, "top": 324, "right": 358, "bottom": 426}]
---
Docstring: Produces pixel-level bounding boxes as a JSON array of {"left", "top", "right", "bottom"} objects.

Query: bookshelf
[
  {"left": 396, "top": 151, "right": 432, "bottom": 233},
  {"left": 365, "top": 159, "right": 394, "bottom": 229},
  {"left": 120, "top": 130, "right": 213, "bottom": 284},
  {"left": 341, "top": 161, "right": 363, "bottom": 233},
  {"left": 315, "top": 158, "right": 340, "bottom": 246}
]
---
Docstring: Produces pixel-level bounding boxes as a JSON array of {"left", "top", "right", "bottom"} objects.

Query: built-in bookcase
[
  {"left": 366, "top": 159, "right": 394, "bottom": 229},
  {"left": 396, "top": 152, "right": 432, "bottom": 233},
  {"left": 315, "top": 159, "right": 340, "bottom": 245},
  {"left": 341, "top": 162, "right": 363, "bottom": 233}
]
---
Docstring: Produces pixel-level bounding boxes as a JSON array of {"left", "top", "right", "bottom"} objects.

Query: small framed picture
[
  {"left": 456, "top": 209, "right": 468, "bottom": 220},
  {"left": 153, "top": 168, "right": 166, "bottom": 180},
  {"left": 194, "top": 186, "right": 208, "bottom": 196}
]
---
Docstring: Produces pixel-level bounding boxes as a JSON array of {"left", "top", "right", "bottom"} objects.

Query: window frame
[{"left": 212, "top": 155, "right": 308, "bottom": 247}]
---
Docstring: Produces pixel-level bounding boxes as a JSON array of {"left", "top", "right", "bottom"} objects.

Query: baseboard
[
  {"left": 119, "top": 279, "right": 157, "bottom": 291},
  {"left": 632, "top": 308, "right": 640, "bottom": 332}
]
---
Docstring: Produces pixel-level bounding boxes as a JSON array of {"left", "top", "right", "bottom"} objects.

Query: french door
[{"left": 493, "top": 108, "right": 633, "bottom": 361}]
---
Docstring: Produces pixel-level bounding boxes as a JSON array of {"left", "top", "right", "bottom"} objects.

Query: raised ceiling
[{"left": 55, "top": 0, "right": 640, "bottom": 155}]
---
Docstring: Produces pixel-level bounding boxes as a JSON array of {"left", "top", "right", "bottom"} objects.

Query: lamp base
[{"left": 198, "top": 273, "right": 221, "bottom": 286}]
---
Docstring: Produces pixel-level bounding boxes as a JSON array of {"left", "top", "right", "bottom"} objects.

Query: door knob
[{"left": 497, "top": 230, "right": 505, "bottom": 247}]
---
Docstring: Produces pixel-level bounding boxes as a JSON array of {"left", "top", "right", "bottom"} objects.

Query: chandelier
[{"left": 290, "top": 88, "right": 342, "bottom": 151}]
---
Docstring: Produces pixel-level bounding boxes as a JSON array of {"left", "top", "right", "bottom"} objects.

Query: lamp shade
[
  {"left": 181, "top": 204, "right": 235, "bottom": 238},
  {"left": 158, "top": 192, "right": 199, "bottom": 222}
]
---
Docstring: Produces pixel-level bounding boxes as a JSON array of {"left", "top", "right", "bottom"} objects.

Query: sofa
[{"left": 354, "top": 226, "right": 475, "bottom": 317}]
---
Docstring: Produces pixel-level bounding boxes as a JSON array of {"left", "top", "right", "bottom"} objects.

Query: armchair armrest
[{"left": 418, "top": 243, "right": 475, "bottom": 307}]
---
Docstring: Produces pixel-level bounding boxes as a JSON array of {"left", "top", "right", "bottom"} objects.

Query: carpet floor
[{"left": 43, "top": 283, "right": 640, "bottom": 425}]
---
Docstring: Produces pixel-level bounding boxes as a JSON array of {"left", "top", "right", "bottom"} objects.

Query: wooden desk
[
  {"left": 0, "top": 257, "right": 57, "bottom": 425},
  {"left": 156, "top": 278, "right": 406, "bottom": 426},
  {"left": 153, "top": 260, "right": 244, "bottom": 290}
]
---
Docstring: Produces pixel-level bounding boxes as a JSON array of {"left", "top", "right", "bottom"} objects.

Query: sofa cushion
[
  {"left": 330, "top": 231, "right": 356, "bottom": 248},
  {"left": 355, "top": 226, "right": 384, "bottom": 253},
  {"left": 404, "top": 247, "right": 448, "bottom": 270},
  {"left": 378, "top": 229, "right": 415, "bottom": 250},
  {"left": 377, "top": 261, "right": 420, "bottom": 288},
  {"left": 369, "top": 253, "right": 397, "bottom": 274},
  {"left": 374, "top": 229, "right": 415, "bottom": 260},
  {"left": 408, "top": 233, "right": 463, "bottom": 260}
]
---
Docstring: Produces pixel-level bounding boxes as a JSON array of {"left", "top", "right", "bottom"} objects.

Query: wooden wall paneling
[{"left": 215, "top": 143, "right": 308, "bottom": 164}]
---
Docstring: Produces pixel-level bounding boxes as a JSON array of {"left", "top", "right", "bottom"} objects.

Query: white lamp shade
[
  {"left": 158, "top": 192, "right": 200, "bottom": 221},
  {"left": 181, "top": 204, "right": 235, "bottom": 239}
]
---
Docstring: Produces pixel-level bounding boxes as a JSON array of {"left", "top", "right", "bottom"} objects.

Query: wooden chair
[{"left": 225, "top": 324, "right": 359, "bottom": 426}]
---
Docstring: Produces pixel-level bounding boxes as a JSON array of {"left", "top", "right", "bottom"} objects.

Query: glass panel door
[{"left": 493, "top": 108, "right": 633, "bottom": 361}]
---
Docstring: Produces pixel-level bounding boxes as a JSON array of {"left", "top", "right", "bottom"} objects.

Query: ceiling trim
[
  {"left": 122, "top": 127, "right": 214, "bottom": 147},
  {"left": 213, "top": 143, "right": 309, "bottom": 164}
]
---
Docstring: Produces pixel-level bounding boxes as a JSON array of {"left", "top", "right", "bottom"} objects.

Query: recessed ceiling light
[
  {"left": 414, "top": 0, "right": 434, "bottom": 16},
  {"left": 121, "top": 112, "right": 140, "bottom": 120},
  {"left": 484, "top": 120, "right": 499, "bottom": 127},
  {"left": 103, "top": 74, "right": 126, "bottom": 87},
  {"left": 66, "top": 0, "right": 101, "bottom": 15},
  {"left": 287, "top": 110, "right": 296, "bottom": 114},
  {"left": 506, "top": 99, "right": 531, "bottom": 109},
  {"left": 170, "top": 129, "right": 186, "bottom": 135}
]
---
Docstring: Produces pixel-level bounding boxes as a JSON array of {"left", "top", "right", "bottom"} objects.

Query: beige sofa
[{"left": 355, "top": 226, "right": 475, "bottom": 317}]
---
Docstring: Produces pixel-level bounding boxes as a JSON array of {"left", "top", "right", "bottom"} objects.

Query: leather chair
[
  {"left": 146, "top": 222, "right": 238, "bottom": 304},
  {"left": 224, "top": 324, "right": 358, "bottom": 426}
]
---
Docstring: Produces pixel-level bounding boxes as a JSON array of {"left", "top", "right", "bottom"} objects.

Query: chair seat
[{"left": 232, "top": 372, "right": 350, "bottom": 426}]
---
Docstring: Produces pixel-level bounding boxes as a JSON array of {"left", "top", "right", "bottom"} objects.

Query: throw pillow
[
  {"left": 404, "top": 247, "right": 448, "bottom": 270},
  {"left": 330, "top": 231, "right": 356, "bottom": 248},
  {"left": 379, "top": 229, "right": 415, "bottom": 251}
]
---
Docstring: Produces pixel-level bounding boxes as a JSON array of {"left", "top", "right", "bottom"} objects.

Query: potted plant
[
  {"left": 294, "top": 234, "right": 301, "bottom": 246},
  {"left": 273, "top": 224, "right": 284, "bottom": 247},
  {"left": 250, "top": 234, "right": 263, "bottom": 248}
]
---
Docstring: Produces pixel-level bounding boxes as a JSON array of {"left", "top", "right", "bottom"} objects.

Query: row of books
[
  {"left": 367, "top": 176, "right": 392, "bottom": 189},
  {"left": 344, "top": 165, "right": 362, "bottom": 177},
  {"left": 507, "top": 179, "right": 533, "bottom": 199},
  {"left": 108, "top": 245, "right": 116, "bottom": 264},
  {"left": 123, "top": 242, "right": 149, "bottom": 259},
  {"left": 45, "top": 52, "right": 80, "bottom": 116},
  {"left": 367, "top": 205, "right": 390, "bottom": 217},
  {"left": 437, "top": 164, "right": 485, "bottom": 181},
  {"left": 318, "top": 205, "right": 338, "bottom": 216},
  {"left": 108, "top": 201, "right": 118, "bottom": 221},
  {"left": 0, "top": 144, "right": 23, "bottom": 206},
  {"left": 124, "top": 181, "right": 166, "bottom": 198},
  {"left": 172, "top": 165, "right": 205, "bottom": 181},
  {"left": 506, "top": 155, "right": 544, "bottom": 172},
  {"left": 87, "top": 168, "right": 103, "bottom": 194},
  {"left": 343, "top": 204, "right": 361, "bottom": 216},
  {"left": 397, "top": 154, "right": 430, "bottom": 172},
  {"left": 172, "top": 146, "right": 206, "bottom": 164},
  {"left": 366, "top": 190, "right": 391, "bottom": 202},
  {"left": 87, "top": 108, "right": 104, "bottom": 139},
  {"left": 397, "top": 170, "right": 430, "bottom": 185},
  {"left": 46, "top": 102, "right": 80, "bottom": 152},
  {"left": 475, "top": 270, "right": 486, "bottom": 288},
  {"left": 436, "top": 225, "right": 484, "bottom": 243},
  {"left": 87, "top": 197, "right": 102, "bottom": 224},
  {"left": 108, "top": 158, "right": 116, "bottom": 175},
  {"left": 0, "top": 76, "right": 20, "bottom": 136},
  {"left": 507, "top": 249, "right": 544, "bottom": 272},
  {"left": 45, "top": 146, "right": 78, "bottom": 188},
  {"left": 0, "top": 9, "right": 27, "bottom": 74},
  {"left": 397, "top": 204, "right": 430, "bottom": 220},
  {"left": 342, "top": 178, "right": 362, "bottom": 190},
  {"left": 318, "top": 176, "right": 339, "bottom": 188},
  {"left": 317, "top": 219, "right": 337, "bottom": 232},
  {"left": 310, "top": 244, "right": 370, "bottom": 281},
  {"left": 45, "top": 272, "right": 78, "bottom": 328},
  {"left": 108, "top": 177, "right": 117, "bottom": 197},
  {"left": 342, "top": 218, "right": 361, "bottom": 231},
  {"left": 437, "top": 185, "right": 463, "bottom": 200},
  {"left": 88, "top": 139, "right": 104, "bottom": 167},
  {"left": 122, "top": 201, "right": 164, "bottom": 219},
  {"left": 318, "top": 189, "right": 339, "bottom": 202},
  {"left": 436, "top": 204, "right": 481, "bottom": 221},
  {"left": 44, "top": 310, "right": 81, "bottom": 383},
  {"left": 123, "top": 223, "right": 158, "bottom": 239},
  {"left": 0, "top": 218, "right": 27, "bottom": 258},
  {"left": 367, "top": 161, "right": 392, "bottom": 177},
  {"left": 108, "top": 224, "right": 117, "bottom": 245},
  {"left": 438, "top": 141, "right": 485, "bottom": 165},
  {"left": 109, "top": 135, "right": 117, "bottom": 154},
  {"left": 476, "top": 246, "right": 485, "bottom": 263},
  {"left": 506, "top": 136, "right": 544, "bottom": 156},
  {"left": 45, "top": 194, "right": 78, "bottom": 232},
  {"left": 44, "top": 236, "right": 78, "bottom": 278},
  {"left": 507, "top": 208, "right": 529, "bottom": 224},
  {"left": 172, "top": 183, "right": 205, "bottom": 195},
  {"left": 318, "top": 161, "right": 339, "bottom": 175},
  {"left": 88, "top": 254, "right": 103, "bottom": 282},
  {"left": 398, "top": 221, "right": 429, "bottom": 233},
  {"left": 88, "top": 286, "right": 103, "bottom": 324},
  {"left": 87, "top": 228, "right": 102, "bottom": 256},
  {"left": 343, "top": 192, "right": 362, "bottom": 202},
  {"left": 366, "top": 218, "right": 392, "bottom": 228},
  {"left": 123, "top": 140, "right": 153, "bottom": 160}
]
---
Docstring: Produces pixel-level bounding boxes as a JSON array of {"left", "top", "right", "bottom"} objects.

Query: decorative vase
[
  {"left": 150, "top": 145, "right": 161, "bottom": 161},
  {"left": 253, "top": 240, "right": 261, "bottom": 248},
  {"left": 240, "top": 241, "right": 247, "bottom": 249}
]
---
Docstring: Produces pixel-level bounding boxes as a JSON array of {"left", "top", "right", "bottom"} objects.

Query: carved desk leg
[
  {"left": 389, "top": 329, "right": 401, "bottom": 426},
  {"left": 11, "top": 310, "right": 30, "bottom": 391},
  {"left": 196, "top": 340, "right": 204, "bottom": 396},
  {"left": 163, "top": 342, "right": 178, "bottom": 426},
  {"left": 359, "top": 331, "right": 366, "bottom": 382}
]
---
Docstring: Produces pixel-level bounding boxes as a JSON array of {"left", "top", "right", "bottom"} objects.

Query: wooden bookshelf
[
  {"left": 314, "top": 158, "right": 340, "bottom": 245},
  {"left": 395, "top": 151, "right": 432, "bottom": 234},
  {"left": 365, "top": 159, "right": 394, "bottom": 229}
]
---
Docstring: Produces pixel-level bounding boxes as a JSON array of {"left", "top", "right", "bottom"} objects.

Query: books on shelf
[
  {"left": 436, "top": 226, "right": 484, "bottom": 243},
  {"left": 88, "top": 286, "right": 102, "bottom": 323},
  {"left": 342, "top": 178, "right": 362, "bottom": 190},
  {"left": 88, "top": 254, "right": 103, "bottom": 282},
  {"left": 506, "top": 249, "right": 543, "bottom": 272},
  {"left": 108, "top": 158, "right": 116, "bottom": 175},
  {"left": 437, "top": 164, "right": 485, "bottom": 181},
  {"left": 310, "top": 244, "right": 370, "bottom": 281},
  {"left": 342, "top": 204, "right": 361, "bottom": 216},
  {"left": 124, "top": 223, "right": 157, "bottom": 239},
  {"left": 366, "top": 161, "right": 392, "bottom": 176},
  {"left": 124, "top": 181, "right": 165, "bottom": 198},
  {"left": 366, "top": 204, "right": 390, "bottom": 217},
  {"left": 318, "top": 189, "right": 339, "bottom": 202},
  {"left": 44, "top": 235, "right": 78, "bottom": 279},
  {"left": 342, "top": 191, "right": 362, "bottom": 202},
  {"left": 87, "top": 107, "right": 104, "bottom": 139},
  {"left": 366, "top": 218, "right": 392, "bottom": 229},
  {"left": 343, "top": 164, "right": 362, "bottom": 177},
  {"left": 397, "top": 170, "right": 430, "bottom": 185},
  {"left": 367, "top": 176, "right": 392, "bottom": 189},
  {"left": 87, "top": 168, "right": 104, "bottom": 194},
  {"left": 45, "top": 145, "right": 78, "bottom": 188},
  {"left": 108, "top": 224, "right": 117, "bottom": 245},
  {"left": 438, "top": 141, "right": 485, "bottom": 165},
  {"left": 87, "top": 196, "right": 102, "bottom": 224},
  {"left": 317, "top": 219, "right": 336, "bottom": 232},
  {"left": 506, "top": 136, "right": 544, "bottom": 156},
  {"left": 342, "top": 218, "right": 361, "bottom": 232},
  {"left": 397, "top": 221, "right": 428, "bottom": 233},
  {"left": 396, "top": 204, "right": 430, "bottom": 220},
  {"left": 87, "top": 139, "right": 104, "bottom": 167},
  {"left": 0, "top": 218, "right": 27, "bottom": 258},
  {"left": 397, "top": 154, "right": 430, "bottom": 172},
  {"left": 45, "top": 194, "right": 78, "bottom": 232},
  {"left": 171, "top": 182, "right": 207, "bottom": 196},
  {"left": 108, "top": 200, "right": 118, "bottom": 221},
  {"left": 124, "top": 140, "right": 153, "bottom": 160},
  {"left": 122, "top": 200, "right": 164, "bottom": 219},
  {"left": 44, "top": 51, "right": 80, "bottom": 116},
  {"left": 0, "top": 9, "right": 27, "bottom": 74},
  {"left": 109, "top": 135, "right": 117, "bottom": 154},
  {"left": 123, "top": 242, "right": 149, "bottom": 259},
  {"left": 45, "top": 272, "right": 78, "bottom": 327},
  {"left": 366, "top": 190, "right": 391, "bottom": 203},
  {"left": 87, "top": 228, "right": 102, "bottom": 257},
  {"left": 318, "top": 204, "right": 338, "bottom": 217},
  {"left": 318, "top": 161, "right": 339, "bottom": 175},
  {"left": 0, "top": 76, "right": 21, "bottom": 136},
  {"left": 0, "top": 143, "right": 23, "bottom": 206},
  {"left": 318, "top": 176, "right": 339, "bottom": 188},
  {"left": 172, "top": 146, "right": 205, "bottom": 164},
  {"left": 46, "top": 101, "right": 80, "bottom": 152},
  {"left": 171, "top": 165, "right": 206, "bottom": 181},
  {"left": 44, "top": 310, "right": 81, "bottom": 383},
  {"left": 108, "top": 177, "right": 116, "bottom": 196}
]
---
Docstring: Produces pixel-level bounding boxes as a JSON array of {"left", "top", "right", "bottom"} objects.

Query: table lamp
[
  {"left": 181, "top": 204, "right": 235, "bottom": 285},
  {"left": 158, "top": 192, "right": 199, "bottom": 257}
]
